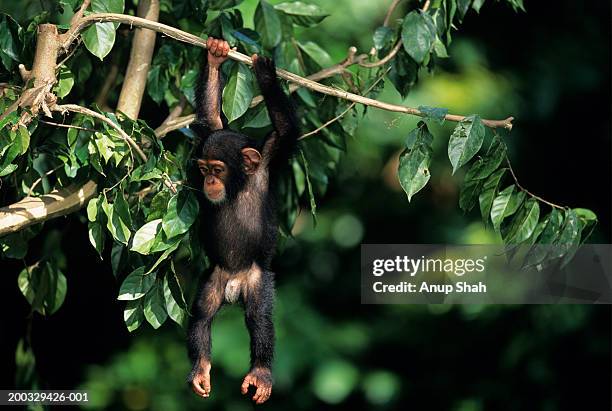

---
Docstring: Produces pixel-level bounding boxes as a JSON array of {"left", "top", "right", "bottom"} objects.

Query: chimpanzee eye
[
  {"left": 213, "top": 167, "right": 223, "bottom": 175},
  {"left": 200, "top": 166, "right": 209, "bottom": 175}
]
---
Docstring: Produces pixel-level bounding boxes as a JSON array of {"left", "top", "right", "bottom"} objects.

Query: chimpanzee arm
[
  {"left": 192, "top": 38, "right": 231, "bottom": 138},
  {"left": 252, "top": 55, "right": 299, "bottom": 169}
]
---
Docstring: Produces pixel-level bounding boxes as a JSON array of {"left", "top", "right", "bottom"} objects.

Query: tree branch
[
  {"left": 58, "top": 13, "right": 514, "bottom": 131},
  {"left": 115, "top": 0, "right": 160, "bottom": 118},
  {"left": 0, "top": 181, "right": 98, "bottom": 237},
  {"left": 154, "top": 95, "right": 186, "bottom": 137}
]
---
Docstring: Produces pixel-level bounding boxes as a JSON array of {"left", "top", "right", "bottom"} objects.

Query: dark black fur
[{"left": 187, "top": 54, "right": 299, "bottom": 385}]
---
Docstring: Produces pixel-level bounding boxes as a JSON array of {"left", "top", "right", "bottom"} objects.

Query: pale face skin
[{"left": 198, "top": 159, "right": 227, "bottom": 203}]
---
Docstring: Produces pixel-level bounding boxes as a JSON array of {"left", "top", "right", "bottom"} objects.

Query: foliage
[{"left": 0, "top": 0, "right": 597, "bottom": 335}]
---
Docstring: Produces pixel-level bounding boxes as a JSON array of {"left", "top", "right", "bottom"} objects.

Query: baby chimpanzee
[{"left": 187, "top": 37, "right": 299, "bottom": 404}]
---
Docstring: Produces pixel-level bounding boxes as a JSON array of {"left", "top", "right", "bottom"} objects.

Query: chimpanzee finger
[
  {"left": 256, "top": 387, "right": 271, "bottom": 404},
  {"left": 240, "top": 377, "right": 251, "bottom": 395},
  {"left": 223, "top": 41, "right": 230, "bottom": 56},
  {"left": 192, "top": 380, "right": 209, "bottom": 398},
  {"left": 253, "top": 383, "right": 264, "bottom": 403},
  {"left": 209, "top": 39, "right": 219, "bottom": 55}
]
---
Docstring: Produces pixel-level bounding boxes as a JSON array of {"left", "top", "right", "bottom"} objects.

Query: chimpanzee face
[{"left": 198, "top": 159, "right": 228, "bottom": 204}]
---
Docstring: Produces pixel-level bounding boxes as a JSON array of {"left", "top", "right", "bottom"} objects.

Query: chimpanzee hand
[
  {"left": 206, "top": 37, "right": 232, "bottom": 68},
  {"left": 252, "top": 54, "right": 277, "bottom": 88}
]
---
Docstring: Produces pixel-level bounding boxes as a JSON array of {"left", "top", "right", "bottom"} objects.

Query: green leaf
[
  {"left": 54, "top": 65, "right": 74, "bottom": 99},
  {"left": 162, "top": 190, "right": 199, "bottom": 239},
  {"left": 117, "top": 267, "right": 155, "bottom": 300},
  {"left": 208, "top": 0, "right": 244, "bottom": 10},
  {"left": 243, "top": 104, "right": 272, "bottom": 129},
  {"left": 472, "top": 0, "right": 486, "bottom": 13},
  {"left": 88, "top": 221, "right": 105, "bottom": 257},
  {"left": 459, "top": 177, "right": 482, "bottom": 212},
  {"left": 147, "top": 66, "right": 168, "bottom": 104},
  {"left": 0, "top": 232, "right": 28, "bottom": 259},
  {"left": 448, "top": 115, "right": 485, "bottom": 174},
  {"left": 504, "top": 190, "right": 526, "bottom": 217},
  {"left": 255, "top": 0, "right": 282, "bottom": 48},
  {"left": 124, "top": 300, "right": 144, "bottom": 332},
  {"left": 401, "top": 10, "right": 436, "bottom": 64},
  {"left": 292, "top": 160, "right": 306, "bottom": 196},
  {"left": 274, "top": 2, "right": 329, "bottom": 27},
  {"left": 553, "top": 209, "right": 582, "bottom": 261},
  {"left": 147, "top": 190, "right": 171, "bottom": 222},
  {"left": 524, "top": 209, "right": 564, "bottom": 268},
  {"left": 373, "top": 26, "right": 394, "bottom": 51},
  {"left": 59, "top": 0, "right": 79, "bottom": 11},
  {"left": 418, "top": 105, "right": 448, "bottom": 124},
  {"left": 113, "top": 190, "right": 132, "bottom": 227},
  {"left": 18, "top": 126, "right": 30, "bottom": 155},
  {"left": 111, "top": 241, "right": 125, "bottom": 277},
  {"left": 94, "top": 132, "right": 115, "bottom": 163},
  {"left": 93, "top": 0, "right": 124, "bottom": 13},
  {"left": 457, "top": 0, "right": 472, "bottom": 19},
  {"left": 87, "top": 197, "right": 99, "bottom": 222},
  {"left": 398, "top": 122, "right": 434, "bottom": 202},
  {"left": 82, "top": 0, "right": 125, "bottom": 59},
  {"left": 147, "top": 238, "right": 180, "bottom": 274},
  {"left": 433, "top": 37, "right": 449, "bottom": 58},
  {"left": 131, "top": 219, "right": 162, "bottom": 255},
  {"left": 144, "top": 281, "right": 168, "bottom": 329},
  {"left": 503, "top": 198, "right": 540, "bottom": 243},
  {"left": 300, "top": 150, "right": 317, "bottom": 222},
  {"left": 490, "top": 185, "right": 514, "bottom": 231},
  {"left": 463, "top": 135, "right": 507, "bottom": 181},
  {"left": 163, "top": 273, "right": 187, "bottom": 327},
  {"left": 0, "top": 15, "right": 21, "bottom": 71},
  {"left": 18, "top": 262, "right": 67, "bottom": 315},
  {"left": 478, "top": 168, "right": 506, "bottom": 224},
  {"left": 537, "top": 209, "right": 564, "bottom": 244},
  {"left": 102, "top": 195, "right": 131, "bottom": 245},
  {"left": 180, "top": 69, "right": 198, "bottom": 106},
  {"left": 222, "top": 62, "right": 254, "bottom": 123},
  {"left": 297, "top": 41, "right": 333, "bottom": 68},
  {"left": 83, "top": 23, "right": 117, "bottom": 60}
]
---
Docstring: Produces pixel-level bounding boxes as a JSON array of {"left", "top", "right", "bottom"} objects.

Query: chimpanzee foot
[
  {"left": 241, "top": 367, "right": 273, "bottom": 404},
  {"left": 190, "top": 360, "right": 212, "bottom": 398}
]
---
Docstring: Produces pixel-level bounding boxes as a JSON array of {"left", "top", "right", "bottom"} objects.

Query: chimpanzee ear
[{"left": 241, "top": 148, "right": 262, "bottom": 174}]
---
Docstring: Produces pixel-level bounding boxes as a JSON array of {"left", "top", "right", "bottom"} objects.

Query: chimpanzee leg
[
  {"left": 240, "top": 269, "right": 275, "bottom": 404},
  {"left": 187, "top": 267, "right": 225, "bottom": 397}
]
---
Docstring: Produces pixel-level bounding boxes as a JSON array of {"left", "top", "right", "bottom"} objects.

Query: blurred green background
[{"left": 0, "top": 0, "right": 610, "bottom": 410}]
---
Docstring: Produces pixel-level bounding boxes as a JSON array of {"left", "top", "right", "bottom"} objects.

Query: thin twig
[
  {"left": 506, "top": 158, "right": 565, "bottom": 210},
  {"left": 359, "top": 41, "right": 403, "bottom": 68},
  {"left": 299, "top": 68, "right": 390, "bottom": 140},
  {"left": 39, "top": 119, "right": 97, "bottom": 132},
  {"left": 383, "top": 0, "right": 403, "bottom": 26},
  {"left": 27, "top": 164, "right": 63, "bottom": 197}
]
